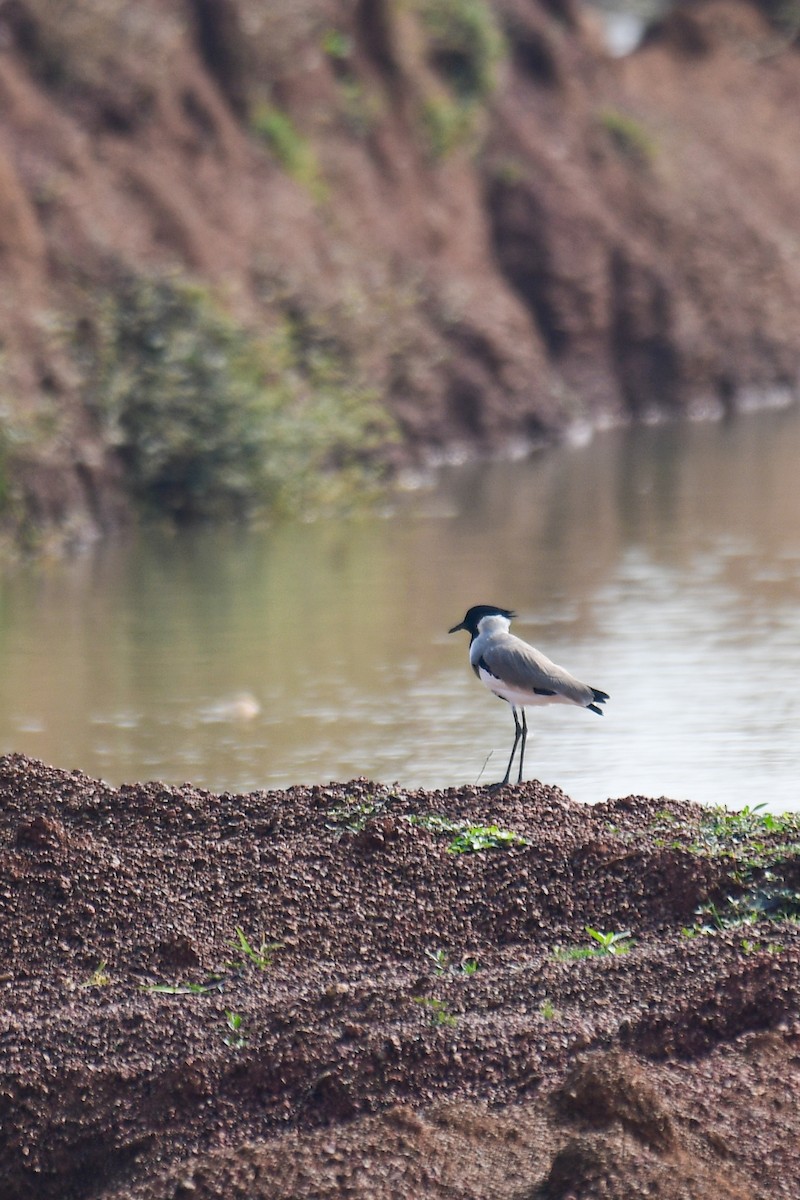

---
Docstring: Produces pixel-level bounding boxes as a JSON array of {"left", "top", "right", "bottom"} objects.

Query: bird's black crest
[{"left": 449, "top": 605, "right": 516, "bottom": 638}]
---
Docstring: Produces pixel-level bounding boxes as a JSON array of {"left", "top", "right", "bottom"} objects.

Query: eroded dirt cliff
[{"left": 1, "top": 0, "right": 800, "bottom": 544}]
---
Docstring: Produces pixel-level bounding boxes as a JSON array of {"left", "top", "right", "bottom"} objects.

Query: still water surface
[{"left": 2, "top": 405, "right": 800, "bottom": 811}]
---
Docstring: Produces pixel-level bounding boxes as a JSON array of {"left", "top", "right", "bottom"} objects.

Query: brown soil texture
[
  {"left": 1, "top": 754, "right": 799, "bottom": 1198},
  {"left": 3, "top": 1, "right": 800, "bottom": 544}
]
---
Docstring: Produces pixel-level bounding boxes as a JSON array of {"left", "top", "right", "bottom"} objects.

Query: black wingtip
[{"left": 588, "top": 689, "right": 609, "bottom": 715}]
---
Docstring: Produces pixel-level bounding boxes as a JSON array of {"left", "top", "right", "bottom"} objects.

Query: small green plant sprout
[
  {"left": 540, "top": 999, "right": 556, "bottom": 1020},
  {"left": 585, "top": 927, "right": 633, "bottom": 955},
  {"left": 227, "top": 927, "right": 282, "bottom": 971},
  {"left": 223, "top": 1011, "right": 247, "bottom": 1049},
  {"left": 447, "top": 824, "right": 528, "bottom": 854},
  {"left": 141, "top": 976, "right": 225, "bottom": 996},
  {"left": 425, "top": 948, "right": 480, "bottom": 977},
  {"left": 553, "top": 928, "right": 633, "bottom": 961},
  {"left": 81, "top": 960, "right": 111, "bottom": 988},
  {"left": 740, "top": 938, "right": 784, "bottom": 957},
  {"left": 426, "top": 948, "right": 449, "bottom": 975},
  {"left": 413, "top": 996, "right": 458, "bottom": 1028}
]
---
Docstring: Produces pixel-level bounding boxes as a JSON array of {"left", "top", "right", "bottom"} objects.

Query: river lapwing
[{"left": 449, "top": 604, "right": 609, "bottom": 786}]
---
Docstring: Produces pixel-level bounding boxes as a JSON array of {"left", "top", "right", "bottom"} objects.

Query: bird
[{"left": 448, "top": 604, "right": 609, "bottom": 787}]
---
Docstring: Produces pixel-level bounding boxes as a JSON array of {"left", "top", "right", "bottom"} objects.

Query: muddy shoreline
[{"left": 1, "top": 753, "right": 799, "bottom": 1198}]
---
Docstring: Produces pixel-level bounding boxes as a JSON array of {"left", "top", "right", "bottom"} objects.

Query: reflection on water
[{"left": 1, "top": 405, "right": 800, "bottom": 810}]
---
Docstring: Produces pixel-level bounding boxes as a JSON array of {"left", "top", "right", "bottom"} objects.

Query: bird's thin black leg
[
  {"left": 501, "top": 706, "right": 522, "bottom": 786},
  {"left": 517, "top": 709, "right": 528, "bottom": 784}
]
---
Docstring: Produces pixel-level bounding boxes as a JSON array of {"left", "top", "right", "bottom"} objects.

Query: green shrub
[
  {"left": 414, "top": 0, "right": 505, "bottom": 158},
  {"left": 83, "top": 275, "right": 394, "bottom": 521},
  {"left": 417, "top": 0, "right": 506, "bottom": 102}
]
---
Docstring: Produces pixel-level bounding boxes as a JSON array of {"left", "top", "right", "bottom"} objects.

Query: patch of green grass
[
  {"left": 554, "top": 927, "right": 634, "bottom": 961},
  {"left": 413, "top": 996, "right": 458, "bottom": 1027},
  {"left": 652, "top": 803, "right": 800, "bottom": 877},
  {"left": 540, "top": 999, "right": 557, "bottom": 1019},
  {"left": 448, "top": 824, "right": 528, "bottom": 854},
  {"left": 598, "top": 108, "right": 656, "bottom": 168},
  {"left": 694, "top": 879, "right": 800, "bottom": 934},
  {"left": 328, "top": 804, "right": 526, "bottom": 854},
  {"left": 406, "top": 812, "right": 527, "bottom": 854},
  {"left": 698, "top": 802, "right": 800, "bottom": 849},
  {"left": 681, "top": 808, "right": 800, "bottom": 932},
  {"left": 250, "top": 103, "right": 327, "bottom": 200}
]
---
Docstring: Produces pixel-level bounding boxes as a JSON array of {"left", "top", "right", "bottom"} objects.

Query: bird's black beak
[{"left": 448, "top": 621, "right": 466, "bottom": 634}]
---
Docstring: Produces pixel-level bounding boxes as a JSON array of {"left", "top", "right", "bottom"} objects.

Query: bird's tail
[{"left": 587, "top": 687, "right": 609, "bottom": 716}]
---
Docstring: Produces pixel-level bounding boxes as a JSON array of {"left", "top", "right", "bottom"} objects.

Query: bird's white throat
[{"left": 476, "top": 614, "right": 512, "bottom": 637}]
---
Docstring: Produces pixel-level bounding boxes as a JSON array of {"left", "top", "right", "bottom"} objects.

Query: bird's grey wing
[{"left": 481, "top": 638, "right": 594, "bottom": 706}]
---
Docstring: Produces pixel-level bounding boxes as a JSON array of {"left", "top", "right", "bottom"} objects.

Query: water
[{"left": 1, "top": 404, "right": 800, "bottom": 811}]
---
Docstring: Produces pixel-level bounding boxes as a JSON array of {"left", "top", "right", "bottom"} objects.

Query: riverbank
[
  {"left": 3, "top": 1, "right": 800, "bottom": 549},
  {"left": 1, "top": 753, "right": 798, "bottom": 1198}
]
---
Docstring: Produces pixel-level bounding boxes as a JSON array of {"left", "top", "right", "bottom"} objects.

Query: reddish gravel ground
[{"left": 1, "top": 753, "right": 799, "bottom": 1199}]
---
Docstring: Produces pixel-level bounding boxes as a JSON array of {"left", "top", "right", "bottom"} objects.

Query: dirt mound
[{"left": 1, "top": 753, "right": 799, "bottom": 1198}]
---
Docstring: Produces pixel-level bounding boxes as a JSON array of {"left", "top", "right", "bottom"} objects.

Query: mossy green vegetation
[
  {"left": 598, "top": 108, "right": 657, "bottom": 168},
  {"left": 651, "top": 802, "right": 800, "bottom": 872},
  {"left": 414, "top": 0, "right": 506, "bottom": 158},
  {"left": 407, "top": 812, "right": 528, "bottom": 853},
  {"left": 250, "top": 102, "right": 327, "bottom": 200},
  {"left": 417, "top": 0, "right": 506, "bottom": 102},
  {"left": 82, "top": 274, "right": 395, "bottom": 522},
  {"left": 413, "top": 995, "right": 459, "bottom": 1027},
  {"left": 324, "top": 796, "right": 527, "bottom": 854},
  {"left": 651, "top": 802, "right": 800, "bottom": 937}
]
